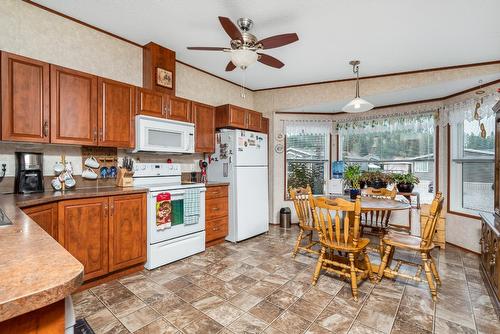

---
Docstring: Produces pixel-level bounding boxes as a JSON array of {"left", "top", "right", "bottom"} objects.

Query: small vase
[{"left": 350, "top": 188, "right": 360, "bottom": 199}]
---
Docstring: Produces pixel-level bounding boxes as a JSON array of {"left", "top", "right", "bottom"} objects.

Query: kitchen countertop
[
  {"left": 0, "top": 186, "right": 147, "bottom": 322},
  {"left": 205, "top": 182, "right": 230, "bottom": 187}
]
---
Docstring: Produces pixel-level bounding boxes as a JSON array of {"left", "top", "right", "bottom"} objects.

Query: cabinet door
[
  {"left": 247, "top": 110, "right": 262, "bottom": 131},
  {"left": 50, "top": 65, "right": 98, "bottom": 145},
  {"left": 58, "top": 197, "right": 109, "bottom": 281},
  {"left": 261, "top": 117, "right": 269, "bottom": 134},
  {"left": 1, "top": 52, "right": 50, "bottom": 143},
  {"left": 98, "top": 78, "right": 135, "bottom": 148},
  {"left": 109, "top": 194, "right": 147, "bottom": 271},
  {"left": 193, "top": 102, "right": 215, "bottom": 153},
  {"left": 136, "top": 88, "right": 167, "bottom": 118},
  {"left": 168, "top": 96, "right": 191, "bottom": 122},
  {"left": 23, "top": 203, "right": 58, "bottom": 240},
  {"left": 228, "top": 105, "right": 248, "bottom": 128}
]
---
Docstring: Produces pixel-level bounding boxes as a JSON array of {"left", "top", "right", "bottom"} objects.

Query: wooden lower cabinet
[
  {"left": 58, "top": 197, "right": 109, "bottom": 281},
  {"left": 23, "top": 203, "right": 58, "bottom": 240},
  {"left": 109, "top": 193, "right": 147, "bottom": 271},
  {"left": 480, "top": 213, "right": 500, "bottom": 317},
  {"left": 57, "top": 193, "right": 147, "bottom": 282},
  {"left": 205, "top": 185, "right": 229, "bottom": 247}
]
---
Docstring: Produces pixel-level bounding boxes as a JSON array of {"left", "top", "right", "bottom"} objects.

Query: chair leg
[
  {"left": 292, "top": 229, "right": 304, "bottom": 258},
  {"left": 378, "top": 231, "right": 384, "bottom": 257},
  {"left": 421, "top": 252, "right": 437, "bottom": 301},
  {"left": 428, "top": 253, "right": 442, "bottom": 286},
  {"left": 312, "top": 247, "right": 325, "bottom": 285},
  {"left": 378, "top": 245, "right": 393, "bottom": 281},
  {"left": 363, "top": 249, "right": 375, "bottom": 281},
  {"left": 348, "top": 253, "right": 359, "bottom": 301}
]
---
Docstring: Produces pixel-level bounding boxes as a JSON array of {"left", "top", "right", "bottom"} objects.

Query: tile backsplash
[{"left": 0, "top": 142, "right": 204, "bottom": 178}]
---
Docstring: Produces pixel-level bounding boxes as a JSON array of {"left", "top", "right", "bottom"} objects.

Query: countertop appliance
[
  {"left": 132, "top": 162, "right": 206, "bottom": 269},
  {"left": 15, "top": 152, "right": 44, "bottom": 194},
  {"left": 207, "top": 129, "right": 269, "bottom": 242},
  {"left": 134, "top": 115, "right": 195, "bottom": 154}
]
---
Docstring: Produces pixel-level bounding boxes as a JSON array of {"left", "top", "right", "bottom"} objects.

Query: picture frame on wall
[{"left": 156, "top": 67, "right": 173, "bottom": 88}]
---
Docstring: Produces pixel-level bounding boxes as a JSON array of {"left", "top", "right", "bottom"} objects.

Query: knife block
[{"left": 116, "top": 168, "right": 134, "bottom": 187}]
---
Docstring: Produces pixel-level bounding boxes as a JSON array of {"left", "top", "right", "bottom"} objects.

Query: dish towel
[
  {"left": 184, "top": 188, "right": 200, "bottom": 225},
  {"left": 156, "top": 192, "right": 172, "bottom": 230}
]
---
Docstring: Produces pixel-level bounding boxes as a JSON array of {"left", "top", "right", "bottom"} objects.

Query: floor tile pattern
[{"left": 73, "top": 225, "right": 500, "bottom": 333}]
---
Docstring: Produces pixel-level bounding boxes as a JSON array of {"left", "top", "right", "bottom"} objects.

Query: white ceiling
[
  {"left": 32, "top": 0, "right": 500, "bottom": 90},
  {"left": 284, "top": 73, "right": 500, "bottom": 113}
]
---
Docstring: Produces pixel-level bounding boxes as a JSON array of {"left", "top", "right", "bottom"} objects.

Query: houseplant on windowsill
[
  {"left": 364, "top": 171, "right": 394, "bottom": 189},
  {"left": 394, "top": 172, "right": 419, "bottom": 193},
  {"left": 344, "top": 164, "right": 362, "bottom": 199}
]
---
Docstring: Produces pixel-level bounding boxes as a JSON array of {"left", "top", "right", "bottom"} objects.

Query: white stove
[{"left": 133, "top": 163, "right": 206, "bottom": 270}]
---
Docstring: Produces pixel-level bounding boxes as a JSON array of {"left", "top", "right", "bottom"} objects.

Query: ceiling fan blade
[
  {"left": 187, "top": 47, "right": 227, "bottom": 51},
  {"left": 225, "top": 61, "right": 236, "bottom": 71},
  {"left": 218, "top": 16, "right": 243, "bottom": 41},
  {"left": 258, "top": 33, "right": 299, "bottom": 49},
  {"left": 258, "top": 53, "right": 285, "bottom": 69}
]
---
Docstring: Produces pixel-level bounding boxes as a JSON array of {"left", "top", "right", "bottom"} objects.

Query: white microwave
[{"left": 134, "top": 115, "right": 195, "bottom": 153}]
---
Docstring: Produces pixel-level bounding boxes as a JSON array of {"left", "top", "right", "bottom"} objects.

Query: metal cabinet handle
[
  {"left": 110, "top": 204, "right": 114, "bottom": 216},
  {"left": 212, "top": 207, "right": 220, "bottom": 211},
  {"left": 212, "top": 227, "right": 220, "bottom": 231},
  {"left": 98, "top": 128, "right": 103, "bottom": 142},
  {"left": 93, "top": 127, "right": 97, "bottom": 142},
  {"left": 43, "top": 120, "right": 49, "bottom": 137},
  {"left": 104, "top": 204, "right": 108, "bottom": 217}
]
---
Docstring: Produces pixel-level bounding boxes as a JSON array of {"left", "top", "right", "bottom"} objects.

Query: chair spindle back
[
  {"left": 289, "top": 186, "right": 315, "bottom": 229},
  {"left": 361, "top": 187, "right": 397, "bottom": 227},
  {"left": 313, "top": 196, "right": 362, "bottom": 248},
  {"left": 421, "top": 192, "right": 444, "bottom": 247}
]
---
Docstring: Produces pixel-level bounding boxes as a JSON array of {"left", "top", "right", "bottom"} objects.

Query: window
[
  {"left": 339, "top": 114, "right": 436, "bottom": 204},
  {"left": 286, "top": 133, "right": 330, "bottom": 197},
  {"left": 450, "top": 113, "right": 495, "bottom": 214}
]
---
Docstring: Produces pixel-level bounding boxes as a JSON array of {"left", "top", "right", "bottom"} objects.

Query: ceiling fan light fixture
[
  {"left": 230, "top": 49, "right": 258, "bottom": 69},
  {"left": 342, "top": 60, "right": 374, "bottom": 113}
]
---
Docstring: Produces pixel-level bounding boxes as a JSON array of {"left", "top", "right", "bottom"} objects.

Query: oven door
[{"left": 148, "top": 188, "right": 205, "bottom": 244}]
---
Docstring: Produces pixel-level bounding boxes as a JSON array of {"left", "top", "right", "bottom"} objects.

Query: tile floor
[{"left": 73, "top": 225, "right": 500, "bottom": 334}]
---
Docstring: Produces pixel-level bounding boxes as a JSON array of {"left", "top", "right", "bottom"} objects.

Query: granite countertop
[
  {"left": 0, "top": 186, "right": 147, "bottom": 321},
  {"left": 204, "top": 182, "right": 230, "bottom": 187}
]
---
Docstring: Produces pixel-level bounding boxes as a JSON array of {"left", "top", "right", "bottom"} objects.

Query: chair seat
[
  {"left": 324, "top": 237, "right": 370, "bottom": 251},
  {"left": 384, "top": 232, "right": 434, "bottom": 250}
]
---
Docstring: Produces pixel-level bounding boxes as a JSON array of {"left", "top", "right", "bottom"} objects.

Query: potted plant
[
  {"left": 344, "top": 164, "right": 362, "bottom": 199},
  {"left": 394, "top": 172, "right": 420, "bottom": 193},
  {"left": 363, "top": 171, "right": 390, "bottom": 189}
]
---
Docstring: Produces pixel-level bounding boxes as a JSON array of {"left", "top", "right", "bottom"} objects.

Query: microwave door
[{"left": 146, "top": 127, "right": 184, "bottom": 152}]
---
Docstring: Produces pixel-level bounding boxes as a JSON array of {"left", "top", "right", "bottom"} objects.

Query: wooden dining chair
[
  {"left": 311, "top": 196, "right": 374, "bottom": 301},
  {"left": 377, "top": 192, "right": 444, "bottom": 301},
  {"left": 289, "top": 186, "right": 319, "bottom": 258},
  {"left": 360, "top": 187, "right": 397, "bottom": 256}
]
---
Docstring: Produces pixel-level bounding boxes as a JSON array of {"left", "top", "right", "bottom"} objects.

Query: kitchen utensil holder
[{"left": 116, "top": 167, "right": 134, "bottom": 187}]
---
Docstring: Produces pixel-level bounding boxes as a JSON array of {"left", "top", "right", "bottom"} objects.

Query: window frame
[
  {"left": 284, "top": 134, "right": 332, "bottom": 201},
  {"left": 447, "top": 121, "right": 494, "bottom": 219}
]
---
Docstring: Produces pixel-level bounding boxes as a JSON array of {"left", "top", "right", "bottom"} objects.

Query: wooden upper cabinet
[
  {"left": 23, "top": 203, "right": 58, "bottom": 241},
  {"left": 215, "top": 104, "right": 248, "bottom": 129},
  {"left": 192, "top": 101, "right": 215, "bottom": 153},
  {"left": 167, "top": 96, "right": 191, "bottom": 122},
  {"left": 50, "top": 65, "right": 98, "bottom": 145},
  {"left": 247, "top": 110, "right": 262, "bottom": 131},
  {"left": 1, "top": 52, "right": 50, "bottom": 143},
  {"left": 58, "top": 197, "right": 109, "bottom": 281},
  {"left": 143, "top": 42, "right": 176, "bottom": 95},
  {"left": 260, "top": 117, "right": 269, "bottom": 134},
  {"left": 98, "top": 78, "right": 135, "bottom": 148},
  {"left": 136, "top": 88, "right": 167, "bottom": 118},
  {"left": 109, "top": 194, "right": 147, "bottom": 272}
]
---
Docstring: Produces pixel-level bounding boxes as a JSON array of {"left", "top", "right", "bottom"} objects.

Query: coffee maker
[{"left": 15, "top": 152, "right": 44, "bottom": 194}]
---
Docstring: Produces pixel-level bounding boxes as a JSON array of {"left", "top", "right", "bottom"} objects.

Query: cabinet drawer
[
  {"left": 206, "top": 186, "right": 228, "bottom": 200},
  {"left": 206, "top": 197, "right": 228, "bottom": 220},
  {"left": 206, "top": 217, "right": 228, "bottom": 242}
]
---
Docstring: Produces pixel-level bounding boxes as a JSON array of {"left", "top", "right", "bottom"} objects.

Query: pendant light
[{"left": 342, "top": 60, "right": 374, "bottom": 113}]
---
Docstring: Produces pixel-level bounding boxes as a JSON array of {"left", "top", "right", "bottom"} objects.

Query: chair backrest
[
  {"left": 312, "top": 196, "right": 362, "bottom": 248},
  {"left": 361, "top": 187, "right": 397, "bottom": 226},
  {"left": 289, "top": 186, "right": 316, "bottom": 229},
  {"left": 421, "top": 192, "right": 444, "bottom": 247}
]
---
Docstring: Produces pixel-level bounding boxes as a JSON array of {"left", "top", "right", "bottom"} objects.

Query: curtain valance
[
  {"left": 442, "top": 93, "right": 498, "bottom": 127},
  {"left": 284, "top": 120, "right": 333, "bottom": 136}
]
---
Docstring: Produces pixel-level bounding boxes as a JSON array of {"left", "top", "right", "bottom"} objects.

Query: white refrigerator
[{"left": 207, "top": 129, "right": 269, "bottom": 242}]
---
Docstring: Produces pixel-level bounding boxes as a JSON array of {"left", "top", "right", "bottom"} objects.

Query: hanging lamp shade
[
  {"left": 230, "top": 49, "right": 258, "bottom": 69},
  {"left": 342, "top": 60, "right": 374, "bottom": 113}
]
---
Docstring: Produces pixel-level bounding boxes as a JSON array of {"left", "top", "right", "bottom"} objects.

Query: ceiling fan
[{"left": 187, "top": 17, "right": 299, "bottom": 71}]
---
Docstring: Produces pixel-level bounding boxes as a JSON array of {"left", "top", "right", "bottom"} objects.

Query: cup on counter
[
  {"left": 53, "top": 162, "right": 64, "bottom": 175},
  {"left": 100, "top": 167, "right": 108, "bottom": 178},
  {"left": 109, "top": 166, "right": 117, "bottom": 178},
  {"left": 65, "top": 175, "right": 76, "bottom": 188}
]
